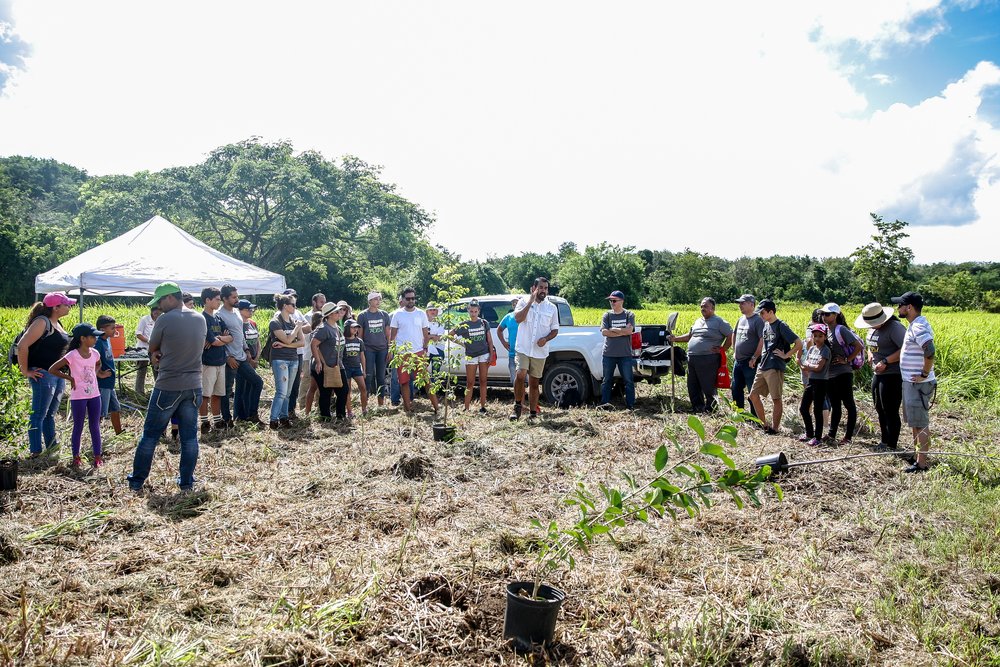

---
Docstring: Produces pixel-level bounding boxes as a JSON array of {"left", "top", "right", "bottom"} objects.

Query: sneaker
[
  {"left": 764, "top": 427, "right": 778, "bottom": 435},
  {"left": 873, "top": 443, "right": 898, "bottom": 453},
  {"left": 71, "top": 456, "right": 82, "bottom": 467},
  {"left": 807, "top": 438, "right": 821, "bottom": 446},
  {"left": 479, "top": 406, "right": 488, "bottom": 414},
  {"left": 269, "top": 420, "right": 280, "bottom": 430},
  {"left": 279, "top": 418, "right": 292, "bottom": 428},
  {"left": 839, "top": 438, "right": 852, "bottom": 446},
  {"left": 201, "top": 421, "right": 212, "bottom": 434},
  {"left": 797, "top": 435, "right": 810, "bottom": 443},
  {"left": 509, "top": 404, "right": 523, "bottom": 421},
  {"left": 903, "top": 463, "right": 929, "bottom": 474},
  {"left": 288, "top": 411, "right": 298, "bottom": 421},
  {"left": 93, "top": 455, "right": 104, "bottom": 468},
  {"left": 597, "top": 403, "right": 614, "bottom": 411},
  {"left": 527, "top": 411, "right": 539, "bottom": 422}
]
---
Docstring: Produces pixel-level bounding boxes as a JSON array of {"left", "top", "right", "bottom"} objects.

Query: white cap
[
  {"left": 367, "top": 291, "right": 382, "bottom": 301},
  {"left": 820, "top": 302, "right": 841, "bottom": 314}
]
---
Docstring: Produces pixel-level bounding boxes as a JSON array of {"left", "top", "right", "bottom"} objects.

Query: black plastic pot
[
  {"left": 503, "top": 581, "right": 565, "bottom": 651},
  {"left": 755, "top": 451, "right": 788, "bottom": 476},
  {"left": 0, "top": 459, "right": 17, "bottom": 491},
  {"left": 432, "top": 424, "right": 457, "bottom": 442}
]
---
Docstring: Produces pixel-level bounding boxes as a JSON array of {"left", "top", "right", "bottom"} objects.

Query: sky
[{"left": 1, "top": 1, "right": 999, "bottom": 264}]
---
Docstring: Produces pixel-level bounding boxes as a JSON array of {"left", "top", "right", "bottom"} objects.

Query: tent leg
[{"left": 78, "top": 276, "right": 84, "bottom": 323}]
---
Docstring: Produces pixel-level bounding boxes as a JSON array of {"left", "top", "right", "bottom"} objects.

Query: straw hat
[{"left": 854, "top": 302, "right": 893, "bottom": 328}]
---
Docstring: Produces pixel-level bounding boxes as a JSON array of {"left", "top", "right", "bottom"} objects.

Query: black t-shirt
[
  {"left": 268, "top": 316, "right": 300, "bottom": 362},
  {"left": 343, "top": 338, "right": 365, "bottom": 369},
  {"left": 456, "top": 319, "right": 491, "bottom": 357},
  {"left": 760, "top": 319, "right": 798, "bottom": 372},
  {"left": 202, "top": 311, "right": 228, "bottom": 366}
]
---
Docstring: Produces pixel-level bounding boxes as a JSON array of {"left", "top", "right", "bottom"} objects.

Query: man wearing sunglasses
[{"left": 389, "top": 287, "right": 430, "bottom": 412}]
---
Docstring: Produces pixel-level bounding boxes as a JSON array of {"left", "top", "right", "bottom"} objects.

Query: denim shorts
[{"left": 345, "top": 366, "right": 364, "bottom": 379}]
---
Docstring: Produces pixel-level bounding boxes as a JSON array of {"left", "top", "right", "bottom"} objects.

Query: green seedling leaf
[
  {"left": 530, "top": 519, "right": 542, "bottom": 529},
  {"left": 773, "top": 483, "right": 784, "bottom": 501},
  {"left": 651, "top": 479, "right": 681, "bottom": 495},
  {"left": 688, "top": 415, "right": 706, "bottom": 441},
  {"left": 654, "top": 444, "right": 669, "bottom": 472},
  {"left": 716, "top": 430, "right": 738, "bottom": 447},
  {"left": 700, "top": 442, "right": 736, "bottom": 469},
  {"left": 675, "top": 465, "right": 695, "bottom": 479}
]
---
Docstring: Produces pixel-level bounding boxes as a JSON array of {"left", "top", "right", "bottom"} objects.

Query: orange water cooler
[{"left": 111, "top": 324, "right": 126, "bottom": 357}]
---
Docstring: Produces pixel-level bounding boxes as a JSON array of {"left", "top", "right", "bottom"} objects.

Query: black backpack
[{"left": 6, "top": 317, "right": 52, "bottom": 367}]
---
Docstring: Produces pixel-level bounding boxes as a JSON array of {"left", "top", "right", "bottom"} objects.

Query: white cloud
[
  {"left": 869, "top": 73, "right": 895, "bottom": 85},
  {"left": 0, "top": 0, "right": 997, "bottom": 264}
]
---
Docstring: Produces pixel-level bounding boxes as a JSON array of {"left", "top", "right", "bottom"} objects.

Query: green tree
[
  {"left": 557, "top": 243, "right": 646, "bottom": 307},
  {"left": 851, "top": 213, "right": 913, "bottom": 301},
  {"left": 924, "top": 270, "right": 982, "bottom": 310}
]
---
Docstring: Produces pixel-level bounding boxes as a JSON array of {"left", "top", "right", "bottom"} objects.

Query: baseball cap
[
  {"left": 237, "top": 299, "right": 256, "bottom": 311},
  {"left": 469, "top": 299, "right": 481, "bottom": 308},
  {"left": 344, "top": 319, "right": 359, "bottom": 328},
  {"left": 607, "top": 290, "right": 625, "bottom": 300},
  {"left": 735, "top": 294, "right": 756, "bottom": 304},
  {"left": 758, "top": 299, "right": 777, "bottom": 312},
  {"left": 367, "top": 291, "right": 382, "bottom": 301},
  {"left": 282, "top": 288, "right": 297, "bottom": 297},
  {"left": 890, "top": 291, "right": 923, "bottom": 308},
  {"left": 43, "top": 292, "right": 77, "bottom": 307},
  {"left": 147, "top": 282, "right": 182, "bottom": 307},
  {"left": 71, "top": 322, "right": 101, "bottom": 338},
  {"left": 808, "top": 323, "right": 828, "bottom": 335},
  {"left": 820, "top": 302, "right": 841, "bottom": 314}
]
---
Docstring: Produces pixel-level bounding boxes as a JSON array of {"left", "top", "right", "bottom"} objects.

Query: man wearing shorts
[
  {"left": 510, "top": 277, "right": 559, "bottom": 421},
  {"left": 389, "top": 287, "right": 430, "bottom": 412},
  {"left": 199, "top": 287, "right": 232, "bottom": 433},
  {"left": 892, "top": 291, "right": 936, "bottom": 473},
  {"left": 748, "top": 299, "right": 801, "bottom": 434}
]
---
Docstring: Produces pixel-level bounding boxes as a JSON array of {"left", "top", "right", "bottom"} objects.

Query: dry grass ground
[{"left": 2, "top": 383, "right": 1000, "bottom": 666}]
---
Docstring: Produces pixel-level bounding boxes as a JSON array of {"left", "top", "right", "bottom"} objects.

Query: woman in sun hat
[
  {"left": 855, "top": 302, "right": 907, "bottom": 452},
  {"left": 820, "top": 302, "right": 864, "bottom": 445},
  {"left": 16, "top": 292, "right": 74, "bottom": 456}
]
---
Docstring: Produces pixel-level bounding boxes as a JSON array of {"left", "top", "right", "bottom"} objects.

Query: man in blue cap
[
  {"left": 599, "top": 290, "right": 636, "bottom": 409},
  {"left": 127, "top": 281, "right": 207, "bottom": 493}
]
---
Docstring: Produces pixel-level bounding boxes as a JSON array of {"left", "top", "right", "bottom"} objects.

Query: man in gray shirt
[
  {"left": 731, "top": 294, "right": 765, "bottom": 418},
  {"left": 668, "top": 297, "right": 734, "bottom": 413},
  {"left": 599, "top": 290, "right": 636, "bottom": 410},
  {"left": 218, "top": 284, "right": 265, "bottom": 426},
  {"left": 128, "top": 281, "right": 207, "bottom": 493}
]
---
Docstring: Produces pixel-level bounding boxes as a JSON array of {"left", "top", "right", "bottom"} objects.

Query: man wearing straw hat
[
  {"left": 891, "top": 291, "right": 936, "bottom": 473},
  {"left": 127, "top": 281, "right": 207, "bottom": 493},
  {"left": 854, "top": 302, "right": 906, "bottom": 453}
]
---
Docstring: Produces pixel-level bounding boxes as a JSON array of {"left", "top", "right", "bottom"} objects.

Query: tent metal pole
[{"left": 79, "top": 274, "right": 84, "bottom": 323}]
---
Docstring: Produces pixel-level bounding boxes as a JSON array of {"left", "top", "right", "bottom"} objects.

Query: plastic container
[
  {"left": 111, "top": 324, "right": 126, "bottom": 357},
  {"left": 433, "top": 424, "right": 457, "bottom": 443},
  {"left": 754, "top": 452, "right": 788, "bottom": 476},
  {"left": 0, "top": 459, "right": 17, "bottom": 491},
  {"left": 503, "top": 581, "right": 565, "bottom": 651}
]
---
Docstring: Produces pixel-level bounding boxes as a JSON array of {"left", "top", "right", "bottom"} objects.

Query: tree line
[{"left": 2, "top": 139, "right": 999, "bottom": 310}]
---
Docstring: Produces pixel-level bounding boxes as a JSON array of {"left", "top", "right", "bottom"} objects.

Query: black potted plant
[
  {"left": 0, "top": 363, "right": 29, "bottom": 491},
  {"left": 503, "top": 411, "right": 783, "bottom": 651}
]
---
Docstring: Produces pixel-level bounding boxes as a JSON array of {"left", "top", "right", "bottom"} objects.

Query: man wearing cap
[
  {"left": 599, "top": 290, "right": 636, "bottom": 410},
  {"left": 510, "top": 277, "right": 559, "bottom": 421},
  {"left": 218, "top": 284, "right": 265, "bottom": 426},
  {"left": 134, "top": 305, "right": 161, "bottom": 394},
  {"left": 892, "top": 292, "right": 936, "bottom": 473},
  {"left": 855, "top": 302, "right": 907, "bottom": 452},
  {"left": 389, "top": 287, "right": 430, "bottom": 412},
  {"left": 731, "top": 294, "right": 765, "bottom": 418},
  {"left": 358, "top": 291, "right": 391, "bottom": 406},
  {"left": 128, "top": 282, "right": 207, "bottom": 493},
  {"left": 748, "top": 299, "right": 802, "bottom": 434},
  {"left": 668, "top": 297, "right": 734, "bottom": 413},
  {"left": 238, "top": 299, "right": 260, "bottom": 362}
]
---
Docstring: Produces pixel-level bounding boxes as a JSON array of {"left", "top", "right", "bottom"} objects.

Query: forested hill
[{"left": 2, "top": 140, "right": 999, "bottom": 309}]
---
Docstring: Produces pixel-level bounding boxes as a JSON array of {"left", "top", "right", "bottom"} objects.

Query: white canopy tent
[{"left": 35, "top": 216, "right": 286, "bottom": 315}]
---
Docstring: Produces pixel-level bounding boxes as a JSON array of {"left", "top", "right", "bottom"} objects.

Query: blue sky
[
  {"left": 843, "top": 1, "right": 1000, "bottom": 120},
  {"left": 1, "top": 2, "right": 999, "bottom": 263}
]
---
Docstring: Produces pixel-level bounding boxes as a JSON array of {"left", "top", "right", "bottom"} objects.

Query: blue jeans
[
  {"left": 128, "top": 387, "right": 201, "bottom": 490},
  {"left": 28, "top": 370, "right": 65, "bottom": 454},
  {"left": 270, "top": 359, "right": 296, "bottom": 421},
  {"left": 389, "top": 364, "right": 415, "bottom": 405},
  {"left": 508, "top": 356, "right": 517, "bottom": 385},
  {"left": 731, "top": 358, "right": 758, "bottom": 418},
  {"left": 601, "top": 356, "right": 635, "bottom": 408},
  {"left": 232, "top": 359, "right": 264, "bottom": 421},
  {"left": 288, "top": 357, "right": 303, "bottom": 411},
  {"left": 365, "top": 348, "right": 389, "bottom": 398},
  {"left": 99, "top": 387, "right": 121, "bottom": 418}
]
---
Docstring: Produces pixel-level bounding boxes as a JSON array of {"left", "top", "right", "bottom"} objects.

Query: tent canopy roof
[{"left": 34, "top": 216, "right": 286, "bottom": 297}]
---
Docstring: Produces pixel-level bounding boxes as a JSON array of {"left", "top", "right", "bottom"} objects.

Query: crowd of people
[{"left": 14, "top": 278, "right": 937, "bottom": 491}]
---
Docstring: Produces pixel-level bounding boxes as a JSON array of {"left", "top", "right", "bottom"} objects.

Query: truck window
[{"left": 557, "top": 302, "right": 574, "bottom": 326}]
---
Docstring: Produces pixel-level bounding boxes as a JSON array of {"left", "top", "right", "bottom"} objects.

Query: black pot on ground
[
  {"left": 432, "top": 424, "right": 457, "bottom": 442},
  {"left": 754, "top": 451, "right": 788, "bottom": 476},
  {"left": 0, "top": 459, "right": 17, "bottom": 491},
  {"left": 503, "top": 581, "right": 565, "bottom": 651}
]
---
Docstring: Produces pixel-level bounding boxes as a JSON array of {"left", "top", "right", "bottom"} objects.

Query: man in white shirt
[
  {"left": 510, "top": 277, "right": 559, "bottom": 421},
  {"left": 134, "top": 305, "right": 161, "bottom": 394},
  {"left": 389, "top": 287, "right": 430, "bottom": 412}
]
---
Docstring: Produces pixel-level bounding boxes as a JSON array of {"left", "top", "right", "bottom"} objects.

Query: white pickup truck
[{"left": 445, "top": 294, "right": 674, "bottom": 404}]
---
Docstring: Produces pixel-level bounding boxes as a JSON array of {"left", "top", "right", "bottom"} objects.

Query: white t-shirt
[
  {"left": 291, "top": 310, "right": 310, "bottom": 357},
  {"left": 135, "top": 314, "right": 155, "bottom": 350},
  {"left": 513, "top": 297, "right": 560, "bottom": 359},
  {"left": 390, "top": 308, "right": 429, "bottom": 353},
  {"left": 427, "top": 321, "right": 445, "bottom": 355}
]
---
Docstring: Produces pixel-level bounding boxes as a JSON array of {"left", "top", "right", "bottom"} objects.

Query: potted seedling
[
  {"left": 503, "top": 412, "right": 783, "bottom": 651},
  {"left": 0, "top": 363, "right": 29, "bottom": 490}
]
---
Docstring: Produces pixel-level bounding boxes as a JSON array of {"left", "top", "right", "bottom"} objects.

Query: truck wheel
[{"left": 542, "top": 362, "right": 590, "bottom": 405}]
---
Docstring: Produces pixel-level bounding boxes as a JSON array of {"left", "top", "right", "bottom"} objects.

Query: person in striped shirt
[{"left": 891, "top": 291, "right": 935, "bottom": 473}]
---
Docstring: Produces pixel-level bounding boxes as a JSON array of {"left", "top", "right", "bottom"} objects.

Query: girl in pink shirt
[{"left": 49, "top": 323, "right": 111, "bottom": 467}]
